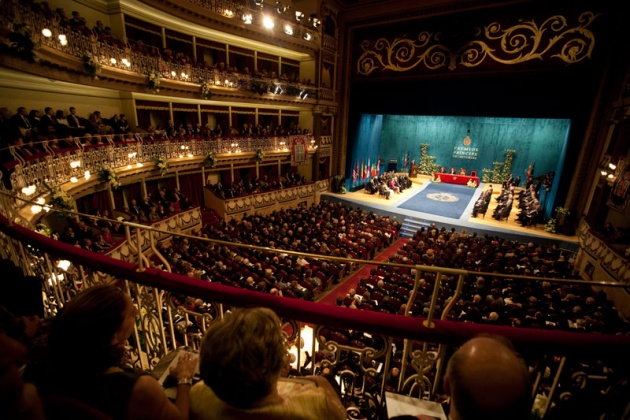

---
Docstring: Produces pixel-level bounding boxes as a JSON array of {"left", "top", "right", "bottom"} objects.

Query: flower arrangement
[
  {"left": 147, "top": 70, "right": 160, "bottom": 93},
  {"left": 154, "top": 157, "right": 169, "bottom": 176},
  {"left": 544, "top": 218, "right": 557, "bottom": 233},
  {"left": 255, "top": 148, "right": 265, "bottom": 163},
  {"left": 98, "top": 166, "right": 120, "bottom": 189},
  {"left": 205, "top": 151, "right": 217, "bottom": 168},
  {"left": 199, "top": 78, "right": 212, "bottom": 99},
  {"left": 44, "top": 183, "right": 73, "bottom": 217},
  {"left": 555, "top": 207, "right": 570, "bottom": 216},
  {"left": 432, "top": 174, "right": 441, "bottom": 183},
  {"left": 8, "top": 23, "right": 38, "bottom": 63},
  {"left": 82, "top": 55, "right": 101, "bottom": 80},
  {"left": 467, "top": 179, "right": 478, "bottom": 188}
]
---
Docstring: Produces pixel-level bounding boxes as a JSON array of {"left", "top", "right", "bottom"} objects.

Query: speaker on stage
[{"left": 387, "top": 159, "right": 397, "bottom": 172}]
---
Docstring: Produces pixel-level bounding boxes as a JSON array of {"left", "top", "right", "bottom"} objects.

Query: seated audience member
[
  {"left": 442, "top": 336, "right": 531, "bottom": 420},
  {"left": 190, "top": 307, "right": 345, "bottom": 419},
  {"left": 37, "top": 284, "right": 197, "bottom": 419},
  {"left": 0, "top": 333, "right": 45, "bottom": 420}
]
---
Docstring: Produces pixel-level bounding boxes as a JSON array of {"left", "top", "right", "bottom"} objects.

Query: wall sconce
[
  {"left": 284, "top": 25, "right": 293, "bottom": 35},
  {"left": 110, "top": 57, "right": 117, "bottom": 64},
  {"left": 295, "top": 11, "right": 304, "bottom": 21},
  {"left": 303, "top": 32, "right": 312, "bottom": 41},
  {"left": 42, "top": 28, "right": 52, "bottom": 37},
  {"left": 70, "top": 177, "right": 78, "bottom": 183},
  {"left": 57, "top": 260, "right": 71, "bottom": 271},
  {"left": 58, "top": 34, "right": 68, "bottom": 46},
  {"left": 70, "top": 160, "right": 81, "bottom": 168},
  {"left": 21, "top": 185, "right": 36, "bottom": 195},
  {"left": 243, "top": 13, "right": 253, "bottom": 24},
  {"left": 84, "top": 170, "right": 91, "bottom": 180},
  {"left": 224, "top": 8, "right": 234, "bottom": 17},
  {"left": 262, "top": 16, "right": 275, "bottom": 29}
]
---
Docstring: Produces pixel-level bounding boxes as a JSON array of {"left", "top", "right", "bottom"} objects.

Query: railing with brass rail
[
  {"left": 1, "top": 190, "right": 629, "bottom": 419},
  {"left": 5, "top": 134, "right": 315, "bottom": 207},
  {"left": 0, "top": 0, "right": 321, "bottom": 100}
]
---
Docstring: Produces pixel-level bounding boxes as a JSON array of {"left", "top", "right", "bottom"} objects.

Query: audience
[
  {"left": 35, "top": 284, "right": 197, "bottom": 419},
  {"left": 190, "top": 307, "right": 346, "bottom": 419},
  {"left": 443, "top": 336, "right": 531, "bottom": 420}
]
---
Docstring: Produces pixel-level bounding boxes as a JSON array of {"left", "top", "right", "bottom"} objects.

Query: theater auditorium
[{"left": 0, "top": 0, "right": 629, "bottom": 418}]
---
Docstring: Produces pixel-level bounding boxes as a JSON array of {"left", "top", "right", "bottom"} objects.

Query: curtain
[
  {"left": 91, "top": 190, "right": 111, "bottom": 214},
  {"left": 178, "top": 173, "right": 204, "bottom": 208}
]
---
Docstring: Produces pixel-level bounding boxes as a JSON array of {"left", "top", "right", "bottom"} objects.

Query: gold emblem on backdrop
[
  {"left": 357, "top": 12, "right": 599, "bottom": 75},
  {"left": 463, "top": 135, "right": 472, "bottom": 146}
]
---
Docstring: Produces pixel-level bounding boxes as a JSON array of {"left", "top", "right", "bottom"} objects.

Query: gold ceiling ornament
[{"left": 357, "top": 11, "right": 600, "bottom": 75}]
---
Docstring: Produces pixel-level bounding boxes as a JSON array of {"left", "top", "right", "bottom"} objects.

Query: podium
[{"left": 410, "top": 165, "right": 418, "bottom": 178}]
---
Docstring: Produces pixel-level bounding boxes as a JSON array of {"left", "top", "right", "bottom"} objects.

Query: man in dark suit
[{"left": 67, "top": 107, "right": 87, "bottom": 136}]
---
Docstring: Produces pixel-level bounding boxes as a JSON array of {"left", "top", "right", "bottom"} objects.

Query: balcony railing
[
  {"left": 5, "top": 134, "right": 315, "bottom": 209},
  {"left": 0, "top": 0, "right": 321, "bottom": 101},
  {"left": 1, "top": 190, "right": 629, "bottom": 419}
]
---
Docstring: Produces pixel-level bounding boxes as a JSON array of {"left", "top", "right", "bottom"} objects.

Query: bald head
[{"left": 445, "top": 336, "right": 531, "bottom": 420}]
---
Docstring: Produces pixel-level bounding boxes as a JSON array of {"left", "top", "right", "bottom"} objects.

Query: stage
[{"left": 322, "top": 175, "right": 579, "bottom": 249}]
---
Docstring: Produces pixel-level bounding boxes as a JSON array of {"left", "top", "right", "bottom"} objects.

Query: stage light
[{"left": 262, "top": 16, "right": 275, "bottom": 29}]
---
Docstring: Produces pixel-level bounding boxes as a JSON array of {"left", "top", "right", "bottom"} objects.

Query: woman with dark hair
[{"left": 38, "top": 284, "right": 197, "bottom": 419}]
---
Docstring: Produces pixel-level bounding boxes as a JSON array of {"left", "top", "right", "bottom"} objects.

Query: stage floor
[{"left": 323, "top": 175, "right": 578, "bottom": 245}]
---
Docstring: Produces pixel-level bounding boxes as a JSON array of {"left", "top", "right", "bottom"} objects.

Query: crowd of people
[
  {"left": 53, "top": 187, "right": 193, "bottom": 253},
  {"left": 207, "top": 171, "right": 309, "bottom": 199},
  {"left": 364, "top": 172, "right": 412, "bottom": 199},
  {"left": 336, "top": 223, "right": 629, "bottom": 335},
  {"left": 153, "top": 201, "right": 400, "bottom": 303}
]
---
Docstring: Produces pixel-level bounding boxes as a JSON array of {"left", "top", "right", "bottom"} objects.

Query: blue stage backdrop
[{"left": 346, "top": 115, "right": 571, "bottom": 218}]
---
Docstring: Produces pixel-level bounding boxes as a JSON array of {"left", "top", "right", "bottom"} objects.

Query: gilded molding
[{"left": 357, "top": 12, "right": 599, "bottom": 75}]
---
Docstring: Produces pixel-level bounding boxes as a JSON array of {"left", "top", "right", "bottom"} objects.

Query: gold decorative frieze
[{"left": 357, "top": 12, "right": 599, "bottom": 75}]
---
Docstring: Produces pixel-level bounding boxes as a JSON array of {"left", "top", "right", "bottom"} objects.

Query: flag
[
  {"left": 526, "top": 162, "right": 534, "bottom": 181},
  {"left": 361, "top": 160, "right": 365, "bottom": 179},
  {"left": 352, "top": 162, "right": 357, "bottom": 182},
  {"left": 367, "top": 158, "right": 371, "bottom": 180},
  {"left": 404, "top": 151, "right": 408, "bottom": 167},
  {"left": 371, "top": 159, "right": 376, "bottom": 177},
  {"left": 356, "top": 161, "right": 359, "bottom": 182},
  {"left": 377, "top": 156, "right": 381, "bottom": 174}
]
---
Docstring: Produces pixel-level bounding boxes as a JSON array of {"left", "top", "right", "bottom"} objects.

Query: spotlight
[
  {"left": 303, "top": 32, "right": 312, "bottom": 41},
  {"left": 295, "top": 11, "right": 304, "bottom": 21},
  {"left": 262, "top": 16, "right": 275, "bottom": 29},
  {"left": 42, "top": 28, "right": 52, "bottom": 37},
  {"left": 284, "top": 25, "right": 293, "bottom": 35}
]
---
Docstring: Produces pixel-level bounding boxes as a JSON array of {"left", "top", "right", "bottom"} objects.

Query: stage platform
[{"left": 323, "top": 175, "right": 579, "bottom": 251}]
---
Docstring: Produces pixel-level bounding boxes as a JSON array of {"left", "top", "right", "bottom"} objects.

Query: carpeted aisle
[
  {"left": 316, "top": 237, "right": 408, "bottom": 305},
  {"left": 398, "top": 182, "right": 476, "bottom": 219}
]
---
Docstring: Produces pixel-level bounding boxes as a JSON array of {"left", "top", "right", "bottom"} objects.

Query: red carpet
[{"left": 316, "top": 237, "right": 408, "bottom": 305}]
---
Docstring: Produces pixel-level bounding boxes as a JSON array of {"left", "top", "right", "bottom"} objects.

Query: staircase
[{"left": 400, "top": 217, "right": 431, "bottom": 238}]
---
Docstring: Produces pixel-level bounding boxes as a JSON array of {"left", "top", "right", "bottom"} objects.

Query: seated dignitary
[
  {"left": 442, "top": 336, "right": 531, "bottom": 420},
  {"left": 37, "top": 284, "right": 197, "bottom": 419},
  {"left": 190, "top": 307, "right": 346, "bottom": 420}
]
